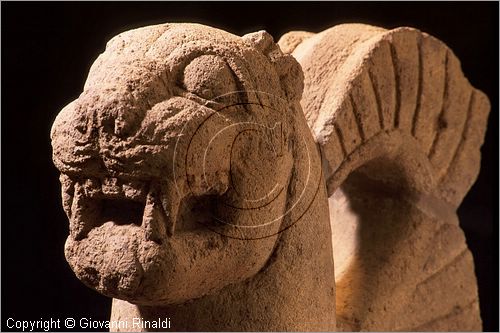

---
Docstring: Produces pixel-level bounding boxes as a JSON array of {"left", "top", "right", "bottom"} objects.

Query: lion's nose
[
  {"left": 108, "top": 109, "right": 135, "bottom": 136},
  {"left": 114, "top": 116, "right": 127, "bottom": 136},
  {"left": 98, "top": 106, "right": 144, "bottom": 138},
  {"left": 85, "top": 88, "right": 145, "bottom": 138}
]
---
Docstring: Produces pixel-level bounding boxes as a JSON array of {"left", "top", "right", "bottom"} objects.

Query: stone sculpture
[
  {"left": 51, "top": 22, "right": 490, "bottom": 331},
  {"left": 279, "top": 24, "right": 490, "bottom": 331}
]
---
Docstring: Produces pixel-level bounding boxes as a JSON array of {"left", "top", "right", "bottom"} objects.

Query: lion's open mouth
[{"left": 68, "top": 177, "right": 172, "bottom": 244}]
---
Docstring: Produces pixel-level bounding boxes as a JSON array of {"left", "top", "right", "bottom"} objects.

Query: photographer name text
[{"left": 6, "top": 317, "right": 172, "bottom": 331}]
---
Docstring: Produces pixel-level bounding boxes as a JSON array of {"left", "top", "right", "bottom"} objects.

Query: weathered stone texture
[
  {"left": 51, "top": 22, "right": 489, "bottom": 331},
  {"left": 280, "top": 24, "right": 489, "bottom": 331}
]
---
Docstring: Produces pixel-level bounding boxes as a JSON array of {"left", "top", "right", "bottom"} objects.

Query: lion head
[{"left": 51, "top": 23, "right": 315, "bottom": 306}]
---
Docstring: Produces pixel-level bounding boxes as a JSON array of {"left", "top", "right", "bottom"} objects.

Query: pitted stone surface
[
  {"left": 51, "top": 22, "right": 489, "bottom": 331},
  {"left": 51, "top": 23, "right": 334, "bottom": 331}
]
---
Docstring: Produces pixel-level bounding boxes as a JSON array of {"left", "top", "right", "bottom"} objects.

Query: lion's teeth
[
  {"left": 102, "top": 177, "right": 123, "bottom": 197},
  {"left": 59, "top": 174, "right": 75, "bottom": 219},
  {"left": 123, "top": 181, "right": 147, "bottom": 202},
  {"left": 143, "top": 187, "right": 167, "bottom": 244},
  {"left": 70, "top": 183, "right": 101, "bottom": 240},
  {"left": 84, "top": 178, "right": 102, "bottom": 198},
  {"left": 159, "top": 185, "right": 181, "bottom": 237}
]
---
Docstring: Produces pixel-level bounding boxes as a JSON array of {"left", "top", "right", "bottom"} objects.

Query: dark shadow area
[
  {"left": 101, "top": 199, "right": 144, "bottom": 226},
  {"left": 333, "top": 158, "right": 416, "bottom": 330}
]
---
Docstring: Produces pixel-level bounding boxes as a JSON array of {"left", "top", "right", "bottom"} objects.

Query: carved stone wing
[{"left": 280, "top": 24, "right": 490, "bottom": 331}]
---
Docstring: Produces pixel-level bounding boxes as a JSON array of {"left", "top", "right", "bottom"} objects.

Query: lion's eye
[{"left": 182, "top": 55, "right": 237, "bottom": 102}]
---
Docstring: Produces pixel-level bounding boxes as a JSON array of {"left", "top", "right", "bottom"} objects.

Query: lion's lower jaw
[
  {"left": 64, "top": 225, "right": 185, "bottom": 305},
  {"left": 64, "top": 225, "right": 250, "bottom": 307},
  {"left": 65, "top": 224, "right": 157, "bottom": 301}
]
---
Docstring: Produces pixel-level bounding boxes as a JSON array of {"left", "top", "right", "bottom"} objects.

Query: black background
[{"left": 2, "top": 2, "right": 498, "bottom": 332}]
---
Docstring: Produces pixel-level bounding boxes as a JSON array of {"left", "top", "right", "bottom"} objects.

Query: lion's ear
[
  {"left": 242, "top": 30, "right": 275, "bottom": 53},
  {"left": 243, "top": 30, "right": 304, "bottom": 102}
]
